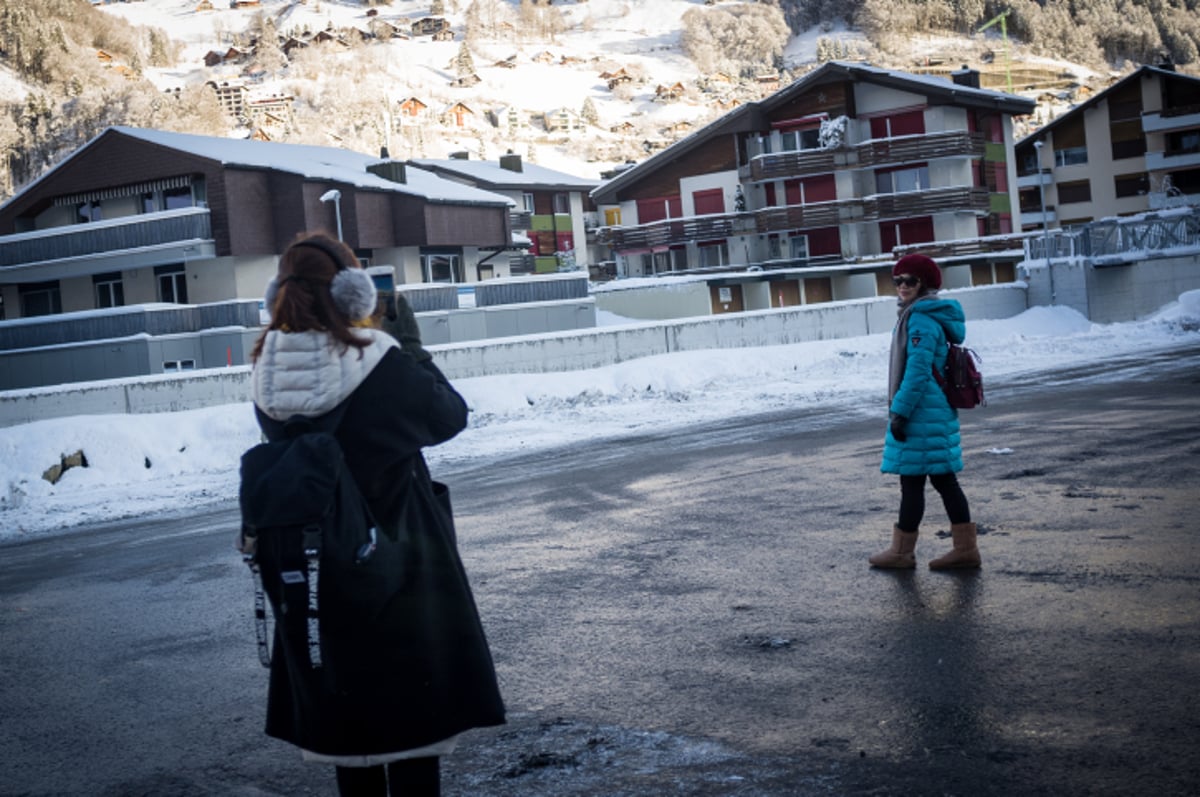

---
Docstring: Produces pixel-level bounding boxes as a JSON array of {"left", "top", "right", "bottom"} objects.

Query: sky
[{"left": 2, "top": 290, "right": 1199, "bottom": 543}]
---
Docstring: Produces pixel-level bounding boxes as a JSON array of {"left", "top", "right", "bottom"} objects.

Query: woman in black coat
[{"left": 247, "top": 232, "right": 504, "bottom": 796}]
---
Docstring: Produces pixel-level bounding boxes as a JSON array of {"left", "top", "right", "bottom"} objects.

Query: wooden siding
[
  {"left": 766, "top": 80, "right": 851, "bottom": 123},
  {"left": 423, "top": 204, "right": 509, "bottom": 247},
  {"left": 616, "top": 134, "right": 737, "bottom": 202},
  {"left": 0, "top": 132, "right": 222, "bottom": 240}
]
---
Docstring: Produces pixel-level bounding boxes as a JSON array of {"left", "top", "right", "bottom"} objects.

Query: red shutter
[
  {"left": 637, "top": 198, "right": 668, "bottom": 223},
  {"left": 784, "top": 180, "right": 802, "bottom": 205},
  {"left": 802, "top": 174, "right": 837, "bottom": 202},
  {"left": 692, "top": 189, "right": 725, "bottom": 215}
]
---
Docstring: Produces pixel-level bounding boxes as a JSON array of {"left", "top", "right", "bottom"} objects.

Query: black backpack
[
  {"left": 237, "top": 405, "right": 378, "bottom": 669},
  {"left": 933, "top": 343, "right": 985, "bottom": 410}
]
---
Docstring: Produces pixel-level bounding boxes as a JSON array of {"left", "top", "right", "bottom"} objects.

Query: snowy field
[{"left": 2, "top": 291, "right": 1199, "bottom": 543}]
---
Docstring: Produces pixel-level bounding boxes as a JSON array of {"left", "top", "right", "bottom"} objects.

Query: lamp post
[
  {"left": 1033, "top": 140, "right": 1055, "bottom": 303},
  {"left": 320, "top": 189, "right": 343, "bottom": 241}
]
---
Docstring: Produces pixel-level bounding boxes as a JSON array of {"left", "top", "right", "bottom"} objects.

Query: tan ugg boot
[
  {"left": 928, "top": 522, "right": 981, "bottom": 570},
  {"left": 869, "top": 526, "right": 918, "bottom": 569}
]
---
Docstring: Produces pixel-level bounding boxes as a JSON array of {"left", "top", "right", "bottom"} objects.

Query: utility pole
[{"left": 1033, "top": 140, "right": 1055, "bottom": 304}]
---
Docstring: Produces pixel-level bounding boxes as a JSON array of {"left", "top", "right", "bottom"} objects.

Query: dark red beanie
[{"left": 892, "top": 253, "right": 941, "bottom": 290}]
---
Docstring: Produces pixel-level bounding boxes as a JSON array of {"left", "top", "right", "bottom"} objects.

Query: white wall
[{"left": 0, "top": 283, "right": 1029, "bottom": 427}]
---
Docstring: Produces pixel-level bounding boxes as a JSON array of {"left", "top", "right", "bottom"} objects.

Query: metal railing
[
  {"left": 0, "top": 208, "right": 212, "bottom": 268},
  {"left": 1024, "top": 206, "right": 1200, "bottom": 262}
]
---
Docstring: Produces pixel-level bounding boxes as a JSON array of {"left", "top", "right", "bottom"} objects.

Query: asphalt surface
[{"left": 1, "top": 343, "right": 1199, "bottom": 796}]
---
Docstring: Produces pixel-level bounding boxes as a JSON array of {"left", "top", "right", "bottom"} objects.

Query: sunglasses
[{"left": 892, "top": 276, "right": 921, "bottom": 287}]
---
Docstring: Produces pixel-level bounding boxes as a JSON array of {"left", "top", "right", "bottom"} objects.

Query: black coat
[{"left": 253, "top": 347, "right": 504, "bottom": 756}]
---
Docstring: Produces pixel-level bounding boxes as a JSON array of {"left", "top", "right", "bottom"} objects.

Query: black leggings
[
  {"left": 898, "top": 473, "right": 970, "bottom": 532},
  {"left": 335, "top": 756, "right": 440, "bottom": 797}
]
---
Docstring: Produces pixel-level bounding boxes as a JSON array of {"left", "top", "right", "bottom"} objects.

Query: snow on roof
[
  {"left": 409, "top": 157, "right": 600, "bottom": 190},
  {"left": 114, "top": 126, "right": 515, "bottom": 207}
]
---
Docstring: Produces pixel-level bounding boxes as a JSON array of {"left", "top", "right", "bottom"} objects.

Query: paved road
[{"left": 2, "top": 344, "right": 1199, "bottom": 796}]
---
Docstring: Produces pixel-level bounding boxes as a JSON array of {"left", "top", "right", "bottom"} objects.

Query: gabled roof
[
  {"left": 1016, "top": 64, "right": 1200, "bottom": 147},
  {"left": 408, "top": 158, "right": 600, "bottom": 191},
  {"left": 592, "top": 60, "right": 1036, "bottom": 204},
  {"left": 1, "top": 126, "right": 514, "bottom": 213}
]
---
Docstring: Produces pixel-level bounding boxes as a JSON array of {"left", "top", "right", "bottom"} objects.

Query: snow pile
[{"left": 2, "top": 295, "right": 1198, "bottom": 542}]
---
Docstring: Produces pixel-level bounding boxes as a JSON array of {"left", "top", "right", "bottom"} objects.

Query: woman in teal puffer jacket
[{"left": 869, "top": 254, "right": 981, "bottom": 570}]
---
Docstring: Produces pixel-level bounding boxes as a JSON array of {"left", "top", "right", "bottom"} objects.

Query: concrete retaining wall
[
  {"left": 1023, "top": 252, "right": 1200, "bottom": 323},
  {"left": 0, "top": 283, "right": 1027, "bottom": 427}
]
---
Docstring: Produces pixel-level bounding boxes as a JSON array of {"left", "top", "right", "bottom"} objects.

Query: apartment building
[
  {"left": 591, "top": 61, "right": 1035, "bottom": 309},
  {"left": 409, "top": 152, "right": 600, "bottom": 276},
  {"left": 1016, "top": 64, "right": 1200, "bottom": 233}
]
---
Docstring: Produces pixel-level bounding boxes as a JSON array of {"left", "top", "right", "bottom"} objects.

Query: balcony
[
  {"left": 1017, "top": 169, "right": 1052, "bottom": 189},
  {"left": 747, "top": 130, "right": 985, "bottom": 183},
  {"left": 0, "top": 208, "right": 214, "bottom": 280},
  {"left": 1141, "top": 105, "right": 1200, "bottom": 134},
  {"left": 863, "top": 186, "right": 990, "bottom": 222},
  {"left": 1021, "top": 206, "right": 1058, "bottom": 227},
  {"left": 598, "top": 212, "right": 756, "bottom": 250},
  {"left": 855, "top": 130, "right": 987, "bottom": 168},
  {"left": 599, "top": 186, "right": 989, "bottom": 250},
  {"left": 1145, "top": 147, "right": 1200, "bottom": 172}
]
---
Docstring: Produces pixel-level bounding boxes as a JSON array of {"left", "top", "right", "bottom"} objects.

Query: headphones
[{"left": 264, "top": 237, "right": 377, "bottom": 321}]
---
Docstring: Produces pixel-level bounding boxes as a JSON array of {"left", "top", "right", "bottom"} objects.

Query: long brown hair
[{"left": 251, "top": 232, "right": 371, "bottom": 362}]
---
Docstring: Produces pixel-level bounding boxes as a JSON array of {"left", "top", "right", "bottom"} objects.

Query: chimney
[
  {"left": 951, "top": 65, "right": 981, "bottom": 89},
  {"left": 367, "top": 160, "right": 407, "bottom": 184},
  {"left": 449, "top": 150, "right": 470, "bottom": 160},
  {"left": 499, "top": 151, "right": 523, "bottom": 173}
]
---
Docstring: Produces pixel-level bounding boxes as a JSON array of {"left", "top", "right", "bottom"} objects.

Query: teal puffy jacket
[{"left": 881, "top": 298, "right": 966, "bottom": 476}]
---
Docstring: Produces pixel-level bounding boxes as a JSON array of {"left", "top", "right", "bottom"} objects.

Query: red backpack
[{"left": 933, "top": 344, "right": 985, "bottom": 409}]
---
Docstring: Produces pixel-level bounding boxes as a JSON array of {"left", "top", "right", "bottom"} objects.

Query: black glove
[
  {"left": 394, "top": 292, "right": 432, "bottom": 363},
  {"left": 889, "top": 413, "right": 908, "bottom": 443}
]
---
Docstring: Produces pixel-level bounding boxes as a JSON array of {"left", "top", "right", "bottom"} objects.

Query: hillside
[{"left": 0, "top": 0, "right": 1192, "bottom": 204}]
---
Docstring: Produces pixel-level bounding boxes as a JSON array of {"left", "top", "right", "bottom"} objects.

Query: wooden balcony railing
[
  {"left": 0, "top": 208, "right": 212, "bottom": 268},
  {"left": 600, "top": 186, "right": 989, "bottom": 251},
  {"left": 748, "top": 130, "right": 986, "bottom": 182}
]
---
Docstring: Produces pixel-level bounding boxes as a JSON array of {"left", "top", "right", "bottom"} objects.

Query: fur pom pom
[{"left": 329, "top": 268, "right": 377, "bottom": 321}]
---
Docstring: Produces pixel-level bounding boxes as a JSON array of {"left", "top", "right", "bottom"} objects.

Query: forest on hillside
[{"left": 1, "top": 0, "right": 1199, "bottom": 204}]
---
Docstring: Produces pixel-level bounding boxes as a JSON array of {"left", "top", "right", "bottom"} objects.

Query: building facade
[
  {"left": 1016, "top": 64, "right": 1200, "bottom": 234},
  {"left": 409, "top": 153, "right": 600, "bottom": 276},
  {"left": 591, "top": 61, "right": 1035, "bottom": 309},
  {"left": 0, "top": 126, "right": 517, "bottom": 322}
]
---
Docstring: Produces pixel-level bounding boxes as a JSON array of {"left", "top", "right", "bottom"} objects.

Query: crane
[{"left": 977, "top": 9, "right": 1013, "bottom": 94}]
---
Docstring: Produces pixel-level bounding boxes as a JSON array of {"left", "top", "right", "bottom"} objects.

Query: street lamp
[
  {"left": 1032, "top": 140, "right": 1055, "bottom": 303},
  {"left": 320, "top": 189, "right": 343, "bottom": 241}
]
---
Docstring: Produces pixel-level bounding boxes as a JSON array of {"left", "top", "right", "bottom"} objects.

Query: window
[
  {"left": 421, "top": 252, "right": 461, "bottom": 283},
  {"left": 19, "top": 281, "right": 62, "bottom": 317},
  {"left": 876, "top": 166, "right": 929, "bottom": 194},
  {"left": 780, "top": 128, "right": 820, "bottom": 152},
  {"left": 93, "top": 272, "right": 125, "bottom": 309},
  {"left": 552, "top": 193, "right": 570, "bottom": 214},
  {"left": 1167, "top": 129, "right": 1200, "bottom": 155},
  {"left": 1057, "top": 179, "right": 1092, "bottom": 205},
  {"left": 766, "top": 235, "right": 782, "bottom": 260},
  {"left": 163, "top": 186, "right": 194, "bottom": 210},
  {"left": 522, "top": 192, "right": 535, "bottom": 212},
  {"left": 1055, "top": 146, "right": 1088, "bottom": 167},
  {"left": 1114, "top": 173, "right": 1149, "bottom": 199},
  {"left": 76, "top": 201, "right": 102, "bottom": 224},
  {"left": 155, "top": 264, "right": 188, "bottom": 304},
  {"left": 869, "top": 110, "right": 925, "bottom": 139},
  {"left": 789, "top": 236, "right": 809, "bottom": 261},
  {"left": 603, "top": 207, "right": 621, "bottom": 226},
  {"left": 697, "top": 240, "right": 728, "bottom": 268},
  {"left": 163, "top": 360, "right": 196, "bottom": 372},
  {"left": 1052, "top": 117, "right": 1087, "bottom": 167}
]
